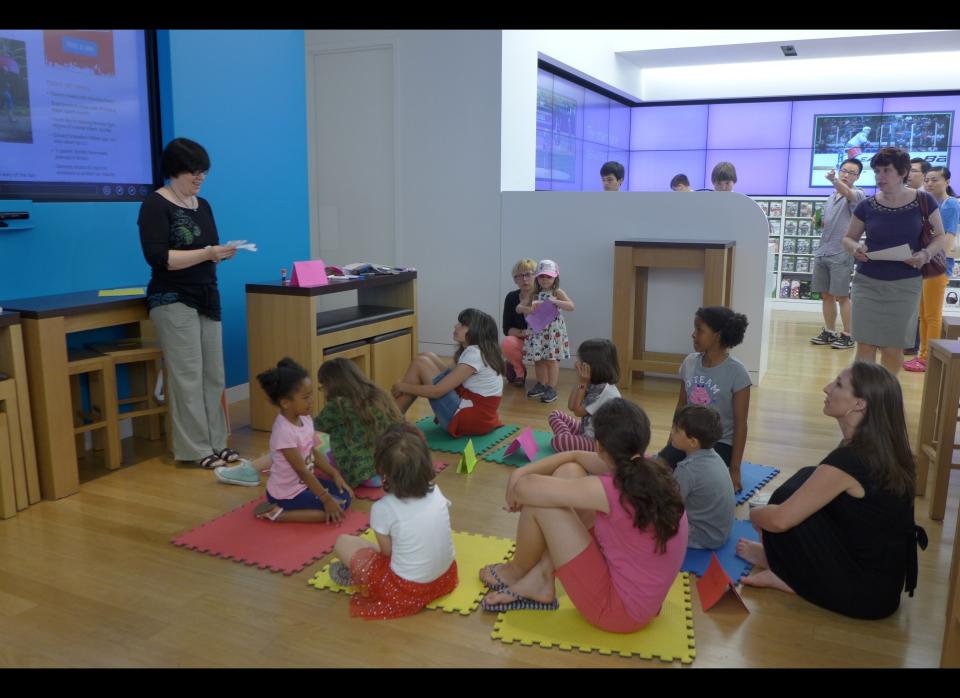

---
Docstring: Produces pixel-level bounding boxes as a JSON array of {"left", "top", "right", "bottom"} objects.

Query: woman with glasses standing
[
  {"left": 904, "top": 166, "right": 957, "bottom": 372},
  {"left": 500, "top": 258, "right": 537, "bottom": 388},
  {"left": 138, "top": 138, "right": 241, "bottom": 469},
  {"left": 841, "top": 148, "right": 947, "bottom": 375}
]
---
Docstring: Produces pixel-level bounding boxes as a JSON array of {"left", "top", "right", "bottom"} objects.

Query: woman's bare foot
[
  {"left": 483, "top": 558, "right": 556, "bottom": 605},
  {"left": 479, "top": 562, "right": 521, "bottom": 589},
  {"left": 741, "top": 569, "right": 795, "bottom": 594},
  {"left": 735, "top": 539, "right": 768, "bottom": 568}
]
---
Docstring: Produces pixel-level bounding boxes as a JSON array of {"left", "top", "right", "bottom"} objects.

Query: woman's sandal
[
  {"left": 481, "top": 588, "right": 560, "bottom": 613},
  {"left": 479, "top": 564, "right": 509, "bottom": 591},
  {"left": 198, "top": 453, "right": 226, "bottom": 469},
  {"left": 217, "top": 448, "right": 242, "bottom": 463}
]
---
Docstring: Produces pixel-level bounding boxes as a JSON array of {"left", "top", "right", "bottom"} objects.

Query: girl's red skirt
[{"left": 348, "top": 548, "right": 459, "bottom": 620}]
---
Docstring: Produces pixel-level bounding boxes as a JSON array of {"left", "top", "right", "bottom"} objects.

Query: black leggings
[{"left": 658, "top": 441, "right": 732, "bottom": 469}]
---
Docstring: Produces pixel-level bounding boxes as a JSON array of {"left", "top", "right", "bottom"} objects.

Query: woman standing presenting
[
  {"left": 138, "top": 138, "right": 240, "bottom": 469},
  {"left": 841, "top": 148, "right": 946, "bottom": 375}
]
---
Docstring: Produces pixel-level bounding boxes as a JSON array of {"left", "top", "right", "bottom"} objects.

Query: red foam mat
[{"left": 171, "top": 497, "right": 370, "bottom": 575}]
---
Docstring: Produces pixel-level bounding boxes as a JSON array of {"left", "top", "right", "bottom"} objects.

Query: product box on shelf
[
  {"left": 798, "top": 220, "right": 813, "bottom": 235},
  {"left": 770, "top": 201, "right": 783, "bottom": 217},
  {"left": 799, "top": 201, "right": 813, "bottom": 217},
  {"left": 786, "top": 201, "right": 799, "bottom": 217}
]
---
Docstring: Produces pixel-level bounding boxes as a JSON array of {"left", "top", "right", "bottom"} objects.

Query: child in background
[
  {"left": 314, "top": 358, "right": 404, "bottom": 489},
  {"left": 392, "top": 308, "right": 504, "bottom": 437},
  {"left": 658, "top": 306, "right": 751, "bottom": 491},
  {"left": 250, "top": 358, "right": 353, "bottom": 523},
  {"left": 519, "top": 259, "right": 574, "bottom": 404},
  {"left": 548, "top": 338, "right": 621, "bottom": 452},
  {"left": 330, "top": 424, "right": 458, "bottom": 620},
  {"left": 669, "top": 405, "right": 735, "bottom": 549},
  {"left": 501, "top": 258, "right": 537, "bottom": 388}
]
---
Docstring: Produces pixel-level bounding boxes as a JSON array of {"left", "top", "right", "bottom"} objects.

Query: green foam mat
[
  {"left": 414, "top": 416, "right": 519, "bottom": 455},
  {"left": 483, "top": 429, "right": 556, "bottom": 466}
]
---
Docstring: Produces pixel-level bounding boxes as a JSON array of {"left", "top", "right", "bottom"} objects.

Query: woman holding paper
[
  {"left": 737, "top": 362, "right": 926, "bottom": 620},
  {"left": 138, "top": 138, "right": 240, "bottom": 469},
  {"left": 841, "top": 147, "right": 945, "bottom": 375}
]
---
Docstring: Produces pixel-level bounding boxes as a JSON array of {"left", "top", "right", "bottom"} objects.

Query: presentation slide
[
  {"left": 811, "top": 111, "right": 953, "bottom": 187},
  {"left": 0, "top": 29, "right": 156, "bottom": 201}
]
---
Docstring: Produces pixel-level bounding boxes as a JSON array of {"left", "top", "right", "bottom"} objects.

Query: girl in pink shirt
[
  {"left": 253, "top": 358, "right": 353, "bottom": 523},
  {"left": 480, "top": 398, "right": 688, "bottom": 633}
]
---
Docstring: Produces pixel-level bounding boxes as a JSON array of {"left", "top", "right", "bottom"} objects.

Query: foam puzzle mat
[
  {"left": 736, "top": 462, "right": 780, "bottom": 505},
  {"left": 308, "top": 530, "right": 516, "bottom": 616},
  {"left": 414, "top": 417, "right": 519, "bottom": 455},
  {"left": 490, "top": 573, "right": 695, "bottom": 664},
  {"left": 681, "top": 519, "right": 760, "bottom": 580},
  {"left": 171, "top": 497, "right": 370, "bottom": 575}
]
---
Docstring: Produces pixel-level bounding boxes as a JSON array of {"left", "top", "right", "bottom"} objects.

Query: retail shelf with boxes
[{"left": 753, "top": 195, "right": 960, "bottom": 316}]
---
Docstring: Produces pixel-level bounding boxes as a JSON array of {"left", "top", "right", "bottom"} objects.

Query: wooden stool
[
  {"left": 0, "top": 376, "right": 28, "bottom": 519},
  {"left": 88, "top": 341, "right": 167, "bottom": 441},
  {"left": 916, "top": 338, "right": 960, "bottom": 521},
  {"left": 942, "top": 491, "right": 960, "bottom": 666},
  {"left": 943, "top": 315, "right": 960, "bottom": 341},
  {"left": 67, "top": 351, "right": 121, "bottom": 470}
]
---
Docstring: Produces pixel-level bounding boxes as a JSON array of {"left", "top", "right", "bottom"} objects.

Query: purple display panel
[
  {"left": 628, "top": 150, "right": 706, "bottom": 192},
  {"left": 883, "top": 95, "right": 960, "bottom": 147},
  {"left": 551, "top": 77, "right": 585, "bottom": 141},
  {"left": 583, "top": 89, "right": 610, "bottom": 145},
  {"left": 630, "top": 104, "right": 709, "bottom": 150},
  {"left": 582, "top": 141, "right": 609, "bottom": 191},
  {"left": 535, "top": 128, "right": 553, "bottom": 190},
  {"left": 548, "top": 134, "right": 583, "bottom": 191},
  {"left": 704, "top": 149, "right": 789, "bottom": 196},
  {"left": 789, "top": 98, "right": 883, "bottom": 148},
  {"left": 609, "top": 148, "right": 629, "bottom": 191},
  {"left": 536, "top": 70, "right": 555, "bottom": 133},
  {"left": 706, "top": 101, "right": 792, "bottom": 149},
  {"left": 609, "top": 102, "right": 631, "bottom": 150}
]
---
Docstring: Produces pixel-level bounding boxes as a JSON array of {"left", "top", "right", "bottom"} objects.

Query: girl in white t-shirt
[
  {"left": 331, "top": 423, "right": 458, "bottom": 619},
  {"left": 252, "top": 358, "right": 353, "bottom": 523},
  {"left": 392, "top": 308, "right": 505, "bottom": 436},
  {"left": 548, "top": 339, "right": 622, "bottom": 452}
]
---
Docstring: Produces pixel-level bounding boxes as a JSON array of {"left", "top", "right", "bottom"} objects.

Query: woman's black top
[{"left": 138, "top": 192, "right": 221, "bottom": 320}]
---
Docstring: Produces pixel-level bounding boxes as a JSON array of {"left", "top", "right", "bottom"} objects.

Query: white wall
[
  {"left": 307, "top": 31, "right": 504, "bottom": 352},
  {"left": 500, "top": 192, "right": 772, "bottom": 384}
]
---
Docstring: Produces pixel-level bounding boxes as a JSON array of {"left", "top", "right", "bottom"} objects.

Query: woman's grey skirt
[{"left": 851, "top": 272, "right": 922, "bottom": 348}]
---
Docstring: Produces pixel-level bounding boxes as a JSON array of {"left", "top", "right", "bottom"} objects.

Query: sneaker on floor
[
  {"left": 540, "top": 387, "right": 558, "bottom": 404},
  {"left": 810, "top": 328, "right": 838, "bottom": 345},
  {"left": 214, "top": 460, "right": 261, "bottom": 487},
  {"left": 830, "top": 333, "right": 855, "bottom": 350},
  {"left": 526, "top": 382, "right": 546, "bottom": 399},
  {"left": 903, "top": 357, "right": 927, "bottom": 372}
]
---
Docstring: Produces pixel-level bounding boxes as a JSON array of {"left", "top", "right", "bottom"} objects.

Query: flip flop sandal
[
  {"left": 217, "top": 448, "right": 242, "bottom": 463},
  {"left": 254, "top": 501, "right": 283, "bottom": 521},
  {"left": 481, "top": 588, "right": 559, "bottom": 613},
  {"left": 198, "top": 453, "right": 226, "bottom": 469},
  {"left": 328, "top": 560, "right": 354, "bottom": 587},
  {"left": 479, "top": 564, "right": 509, "bottom": 591}
]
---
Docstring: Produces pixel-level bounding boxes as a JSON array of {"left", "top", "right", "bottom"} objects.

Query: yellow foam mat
[
  {"left": 308, "top": 530, "right": 515, "bottom": 616},
  {"left": 491, "top": 573, "right": 695, "bottom": 664}
]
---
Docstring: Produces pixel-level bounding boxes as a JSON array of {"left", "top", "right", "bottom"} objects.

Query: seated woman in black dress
[{"left": 736, "top": 362, "right": 926, "bottom": 620}]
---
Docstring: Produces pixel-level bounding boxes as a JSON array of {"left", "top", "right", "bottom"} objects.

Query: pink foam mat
[
  {"left": 353, "top": 460, "right": 450, "bottom": 501},
  {"left": 171, "top": 497, "right": 370, "bottom": 575}
]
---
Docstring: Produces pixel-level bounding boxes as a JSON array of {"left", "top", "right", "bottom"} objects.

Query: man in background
[
  {"left": 600, "top": 161, "right": 624, "bottom": 191},
  {"left": 670, "top": 174, "right": 692, "bottom": 191}
]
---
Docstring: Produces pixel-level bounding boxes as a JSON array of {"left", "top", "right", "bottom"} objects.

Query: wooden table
[
  {"left": 246, "top": 272, "right": 418, "bottom": 431},
  {"left": 612, "top": 239, "right": 735, "bottom": 388},
  {"left": 0, "top": 292, "right": 151, "bottom": 499},
  {"left": 0, "top": 311, "right": 40, "bottom": 515}
]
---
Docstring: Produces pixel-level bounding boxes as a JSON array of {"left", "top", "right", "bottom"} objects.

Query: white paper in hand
[
  {"left": 225, "top": 239, "right": 258, "bottom": 252},
  {"left": 865, "top": 244, "right": 913, "bottom": 262}
]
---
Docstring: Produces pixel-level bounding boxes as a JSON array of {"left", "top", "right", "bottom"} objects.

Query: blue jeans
[{"left": 428, "top": 368, "right": 460, "bottom": 430}]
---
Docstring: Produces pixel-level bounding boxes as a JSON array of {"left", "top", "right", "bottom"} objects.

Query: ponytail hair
[
  {"left": 257, "top": 357, "right": 309, "bottom": 406},
  {"left": 592, "top": 399, "right": 685, "bottom": 554}
]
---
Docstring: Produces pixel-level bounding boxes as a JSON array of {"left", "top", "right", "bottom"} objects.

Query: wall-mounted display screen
[
  {"left": 535, "top": 66, "right": 960, "bottom": 196},
  {"left": 811, "top": 111, "right": 953, "bottom": 187},
  {"left": 0, "top": 29, "right": 160, "bottom": 202}
]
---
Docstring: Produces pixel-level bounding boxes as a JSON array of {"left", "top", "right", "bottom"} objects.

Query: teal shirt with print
[{"left": 314, "top": 398, "right": 397, "bottom": 487}]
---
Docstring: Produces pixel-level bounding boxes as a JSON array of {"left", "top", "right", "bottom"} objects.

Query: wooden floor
[{"left": 0, "top": 310, "right": 955, "bottom": 668}]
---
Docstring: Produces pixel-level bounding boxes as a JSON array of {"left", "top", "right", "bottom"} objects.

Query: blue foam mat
[
  {"left": 682, "top": 519, "right": 760, "bottom": 580},
  {"left": 736, "top": 461, "right": 780, "bottom": 505}
]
